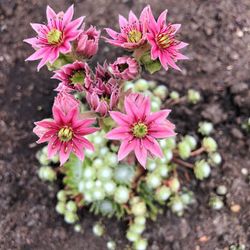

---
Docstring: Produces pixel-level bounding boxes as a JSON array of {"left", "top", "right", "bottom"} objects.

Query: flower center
[
  {"left": 127, "top": 30, "right": 142, "bottom": 43},
  {"left": 58, "top": 127, "right": 73, "bottom": 142},
  {"left": 156, "top": 33, "right": 173, "bottom": 49},
  {"left": 132, "top": 122, "right": 148, "bottom": 138},
  {"left": 70, "top": 70, "right": 85, "bottom": 85},
  {"left": 47, "top": 29, "right": 63, "bottom": 45},
  {"left": 118, "top": 63, "right": 129, "bottom": 72}
]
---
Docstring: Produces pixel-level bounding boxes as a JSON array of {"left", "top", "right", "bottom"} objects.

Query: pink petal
[
  {"left": 72, "top": 140, "right": 84, "bottom": 161},
  {"left": 25, "top": 48, "right": 49, "bottom": 61},
  {"left": 157, "top": 9, "right": 168, "bottom": 28},
  {"left": 128, "top": 11, "right": 139, "bottom": 25},
  {"left": 172, "top": 24, "right": 181, "bottom": 34},
  {"left": 59, "top": 142, "right": 72, "bottom": 165},
  {"left": 105, "top": 28, "right": 119, "bottom": 39},
  {"left": 47, "top": 137, "right": 61, "bottom": 159},
  {"left": 119, "top": 14, "right": 128, "bottom": 29},
  {"left": 138, "top": 96, "right": 151, "bottom": 120},
  {"left": 175, "top": 42, "right": 189, "bottom": 49},
  {"left": 109, "top": 111, "right": 131, "bottom": 126},
  {"left": 30, "top": 23, "right": 47, "bottom": 34},
  {"left": 175, "top": 53, "right": 189, "bottom": 60},
  {"left": 37, "top": 131, "right": 57, "bottom": 143},
  {"left": 64, "top": 17, "right": 84, "bottom": 33},
  {"left": 144, "top": 136, "right": 163, "bottom": 158},
  {"left": 63, "top": 5, "right": 74, "bottom": 26},
  {"left": 23, "top": 37, "right": 39, "bottom": 46},
  {"left": 117, "top": 139, "right": 135, "bottom": 161},
  {"left": 134, "top": 140, "right": 147, "bottom": 167},
  {"left": 146, "top": 109, "right": 171, "bottom": 124},
  {"left": 124, "top": 97, "right": 138, "bottom": 120},
  {"left": 149, "top": 125, "right": 176, "bottom": 139},
  {"left": 46, "top": 5, "right": 57, "bottom": 23},
  {"left": 106, "top": 127, "right": 131, "bottom": 140}
]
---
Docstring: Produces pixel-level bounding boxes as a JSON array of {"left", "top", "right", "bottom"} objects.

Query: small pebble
[
  {"left": 230, "top": 204, "right": 241, "bottom": 213},
  {"left": 241, "top": 168, "right": 248, "bottom": 176}
]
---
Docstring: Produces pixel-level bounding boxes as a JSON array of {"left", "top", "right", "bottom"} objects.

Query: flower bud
[
  {"left": 194, "top": 160, "right": 211, "bottom": 180},
  {"left": 84, "top": 180, "right": 95, "bottom": 191},
  {"left": 146, "top": 173, "right": 161, "bottom": 189},
  {"left": 110, "top": 56, "right": 140, "bottom": 80},
  {"left": 56, "top": 202, "right": 66, "bottom": 215},
  {"left": 104, "top": 181, "right": 117, "bottom": 196},
  {"left": 64, "top": 211, "right": 78, "bottom": 224},
  {"left": 93, "top": 188, "right": 105, "bottom": 201},
  {"left": 208, "top": 152, "right": 222, "bottom": 166},
  {"left": 180, "top": 191, "right": 195, "bottom": 205},
  {"left": 37, "top": 153, "right": 50, "bottom": 166},
  {"left": 134, "top": 79, "right": 149, "bottom": 92},
  {"left": 198, "top": 121, "right": 213, "bottom": 136},
  {"left": 168, "top": 177, "right": 180, "bottom": 192},
  {"left": 93, "top": 223, "right": 105, "bottom": 237},
  {"left": 99, "top": 200, "right": 115, "bottom": 215},
  {"left": 178, "top": 141, "right": 191, "bottom": 159},
  {"left": 129, "top": 223, "right": 145, "bottom": 234},
  {"left": 165, "top": 137, "right": 176, "bottom": 150},
  {"left": 97, "top": 166, "right": 113, "bottom": 181},
  {"left": 114, "top": 186, "right": 130, "bottom": 204},
  {"left": 209, "top": 196, "right": 224, "bottom": 210},
  {"left": 133, "top": 238, "right": 148, "bottom": 250},
  {"left": 74, "top": 224, "right": 82, "bottom": 233},
  {"left": 114, "top": 165, "right": 135, "bottom": 184},
  {"left": 155, "top": 165, "right": 169, "bottom": 178},
  {"left": 107, "top": 241, "right": 116, "bottom": 250},
  {"left": 134, "top": 216, "right": 146, "bottom": 225},
  {"left": 76, "top": 26, "right": 100, "bottom": 59},
  {"left": 202, "top": 137, "right": 217, "bottom": 153},
  {"left": 169, "top": 196, "right": 184, "bottom": 215},
  {"left": 66, "top": 201, "right": 77, "bottom": 213},
  {"left": 57, "top": 190, "right": 67, "bottom": 202},
  {"left": 170, "top": 91, "right": 180, "bottom": 100},
  {"left": 38, "top": 166, "right": 56, "bottom": 182},
  {"left": 153, "top": 85, "right": 168, "bottom": 100},
  {"left": 126, "top": 230, "right": 139, "bottom": 242},
  {"left": 148, "top": 80, "right": 156, "bottom": 89},
  {"left": 84, "top": 192, "right": 93, "bottom": 203},
  {"left": 93, "top": 158, "right": 104, "bottom": 169},
  {"left": 216, "top": 185, "right": 227, "bottom": 196},
  {"left": 156, "top": 186, "right": 171, "bottom": 201},
  {"left": 83, "top": 166, "right": 96, "bottom": 179},
  {"left": 151, "top": 100, "right": 160, "bottom": 112},
  {"left": 184, "top": 135, "right": 197, "bottom": 150},
  {"left": 147, "top": 161, "right": 157, "bottom": 171},
  {"left": 131, "top": 200, "right": 147, "bottom": 216},
  {"left": 187, "top": 89, "right": 201, "bottom": 104}
]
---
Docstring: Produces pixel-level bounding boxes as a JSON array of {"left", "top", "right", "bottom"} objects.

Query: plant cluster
[{"left": 25, "top": 5, "right": 222, "bottom": 250}]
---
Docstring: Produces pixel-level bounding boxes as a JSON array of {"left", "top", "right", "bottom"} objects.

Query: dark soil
[{"left": 0, "top": 0, "right": 250, "bottom": 249}]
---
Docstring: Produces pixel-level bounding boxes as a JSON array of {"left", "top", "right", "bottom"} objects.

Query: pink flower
[
  {"left": 86, "top": 63, "right": 120, "bottom": 116},
  {"left": 33, "top": 99, "right": 98, "bottom": 165},
  {"left": 109, "top": 56, "right": 140, "bottom": 80},
  {"left": 106, "top": 93, "right": 176, "bottom": 167},
  {"left": 104, "top": 7, "right": 148, "bottom": 50},
  {"left": 76, "top": 26, "right": 100, "bottom": 59},
  {"left": 146, "top": 6, "right": 188, "bottom": 71},
  {"left": 52, "top": 61, "right": 92, "bottom": 92},
  {"left": 24, "top": 5, "right": 84, "bottom": 71}
]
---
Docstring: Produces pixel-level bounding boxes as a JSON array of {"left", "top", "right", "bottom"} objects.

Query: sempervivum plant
[{"left": 26, "top": 5, "right": 222, "bottom": 250}]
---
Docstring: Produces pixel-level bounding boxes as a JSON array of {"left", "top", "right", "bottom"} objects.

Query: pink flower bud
[
  {"left": 53, "top": 91, "right": 79, "bottom": 116},
  {"left": 110, "top": 56, "right": 140, "bottom": 80},
  {"left": 86, "top": 63, "right": 120, "bottom": 116},
  {"left": 76, "top": 26, "right": 100, "bottom": 59}
]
